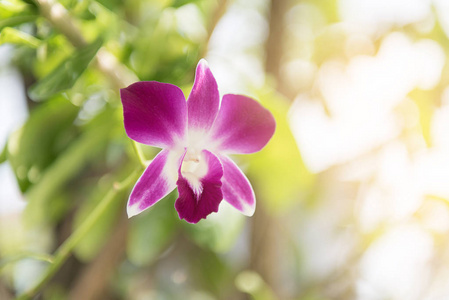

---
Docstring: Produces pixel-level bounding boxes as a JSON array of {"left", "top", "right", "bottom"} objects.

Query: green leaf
[
  {"left": 0, "top": 15, "right": 37, "bottom": 32},
  {"left": 7, "top": 97, "right": 79, "bottom": 192},
  {"left": 23, "top": 109, "right": 116, "bottom": 225},
  {"left": 235, "top": 271, "right": 277, "bottom": 300},
  {"left": 126, "top": 192, "right": 178, "bottom": 266},
  {"left": 0, "top": 142, "right": 6, "bottom": 164},
  {"left": 183, "top": 203, "right": 245, "bottom": 253},
  {"left": 0, "top": 1, "right": 38, "bottom": 30},
  {"left": 28, "top": 39, "right": 103, "bottom": 101},
  {"left": 0, "top": 0, "right": 33, "bottom": 17},
  {"left": 0, "top": 27, "right": 41, "bottom": 48},
  {"left": 190, "top": 249, "right": 230, "bottom": 296}
]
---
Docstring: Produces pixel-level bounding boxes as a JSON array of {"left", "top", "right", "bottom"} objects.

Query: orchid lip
[
  {"left": 175, "top": 149, "right": 224, "bottom": 223},
  {"left": 180, "top": 149, "right": 207, "bottom": 198}
]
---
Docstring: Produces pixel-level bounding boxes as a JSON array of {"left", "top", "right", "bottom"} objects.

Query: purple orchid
[{"left": 120, "top": 59, "right": 276, "bottom": 223}]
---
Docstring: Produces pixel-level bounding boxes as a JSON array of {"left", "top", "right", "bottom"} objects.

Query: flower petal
[
  {"left": 175, "top": 150, "right": 223, "bottom": 223},
  {"left": 187, "top": 59, "right": 220, "bottom": 132},
  {"left": 127, "top": 149, "right": 183, "bottom": 217},
  {"left": 219, "top": 155, "right": 255, "bottom": 216},
  {"left": 209, "top": 94, "right": 276, "bottom": 154},
  {"left": 121, "top": 81, "right": 187, "bottom": 149}
]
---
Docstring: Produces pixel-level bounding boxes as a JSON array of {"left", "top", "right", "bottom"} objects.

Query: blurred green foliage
[
  {"left": 127, "top": 192, "right": 179, "bottom": 266},
  {"left": 7, "top": 97, "right": 79, "bottom": 193},
  {"left": 0, "top": 27, "right": 41, "bottom": 48},
  {"left": 29, "top": 39, "right": 102, "bottom": 101},
  {"left": 7, "top": 0, "right": 448, "bottom": 299}
]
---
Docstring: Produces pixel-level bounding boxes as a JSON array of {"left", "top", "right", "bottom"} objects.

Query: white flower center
[{"left": 181, "top": 148, "right": 208, "bottom": 197}]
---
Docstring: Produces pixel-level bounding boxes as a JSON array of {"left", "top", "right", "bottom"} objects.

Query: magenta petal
[
  {"left": 210, "top": 94, "right": 276, "bottom": 154},
  {"left": 187, "top": 59, "right": 220, "bottom": 132},
  {"left": 219, "top": 155, "right": 255, "bottom": 216},
  {"left": 127, "top": 149, "right": 182, "bottom": 217},
  {"left": 121, "top": 81, "right": 187, "bottom": 149},
  {"left": 175, "top": 150, "right": 223, "bottom": 223}
]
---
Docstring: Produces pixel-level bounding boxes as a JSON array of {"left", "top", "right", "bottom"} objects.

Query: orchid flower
[{"left": 120, "top": 59, "right": 276, "bottom": 223}]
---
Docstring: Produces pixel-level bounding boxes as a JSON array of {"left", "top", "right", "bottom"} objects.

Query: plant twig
[{"left": 132, "top": 141, "right": 148, "bottom": 168}]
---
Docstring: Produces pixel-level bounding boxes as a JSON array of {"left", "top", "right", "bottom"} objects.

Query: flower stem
[
  {"left": 16, "top": 170, "right": 140, "bottom": 300},
  {"left": 132, "top": 141, "right": 148, "bottom": 168}
]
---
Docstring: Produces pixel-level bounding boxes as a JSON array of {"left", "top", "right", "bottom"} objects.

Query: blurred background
[{"left": 1, "top": 0, "right": 449, "bottom": 299}]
